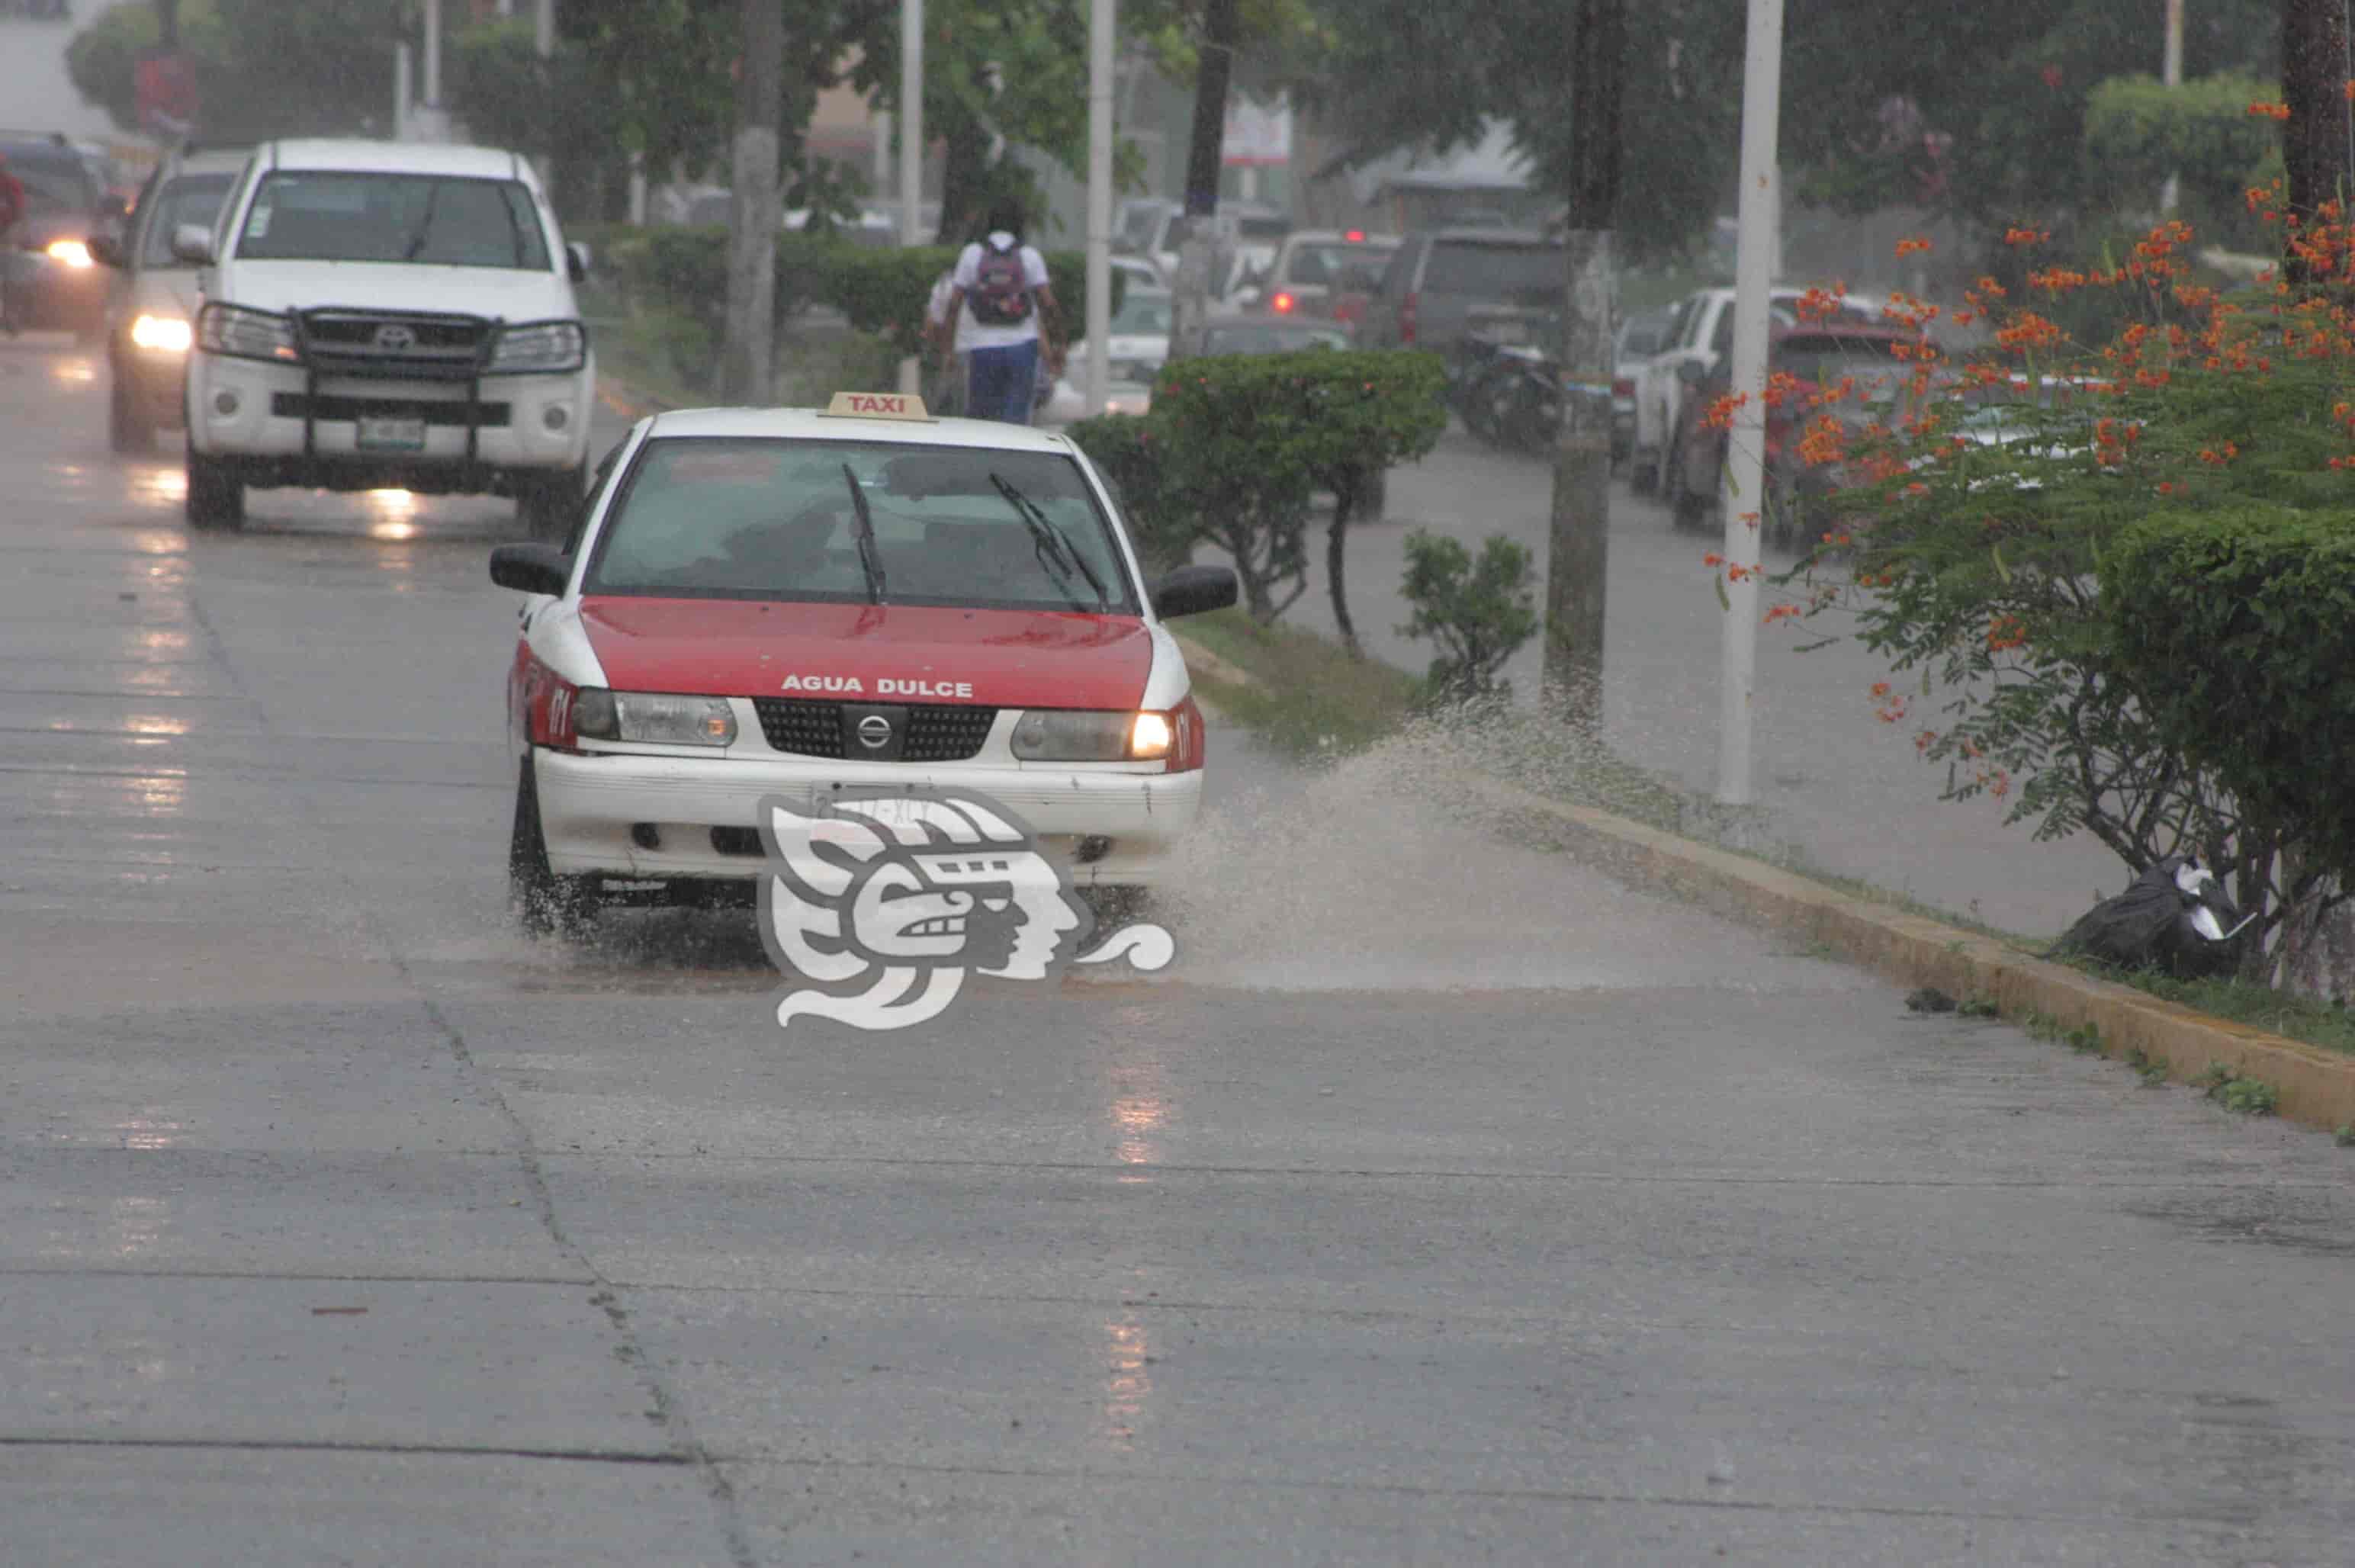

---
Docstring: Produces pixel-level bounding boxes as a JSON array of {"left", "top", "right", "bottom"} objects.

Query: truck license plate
[{"left": 357, "top": 416, "right": 427, "bottom": 451}]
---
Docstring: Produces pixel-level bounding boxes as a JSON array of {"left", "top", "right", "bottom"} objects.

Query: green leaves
[
  {"left": 1396, "top": 529, "right": 1541, "bottom": 702},
  {"left": 2105, "top": 505, "right": 2355, "bottom": 886}
]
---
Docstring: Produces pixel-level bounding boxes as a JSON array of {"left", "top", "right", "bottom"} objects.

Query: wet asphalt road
[{"left": 3, "top": 330, "right": 2353, "bottom": 1566}]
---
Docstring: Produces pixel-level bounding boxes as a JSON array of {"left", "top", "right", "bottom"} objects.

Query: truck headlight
[
  {"left": 487, "top": 320, "right": 586, "bottom": 374},
  {"left": 130, "top": 313, "right": 193, "bottom": 352},
  {"left": 196, "top": 302, "right": 297, "bottom": 361},
  {"left": 573, "top": 689, "right": 736, "bottom": 747},
  {"left": 1010, "top": 709, "right": 1172, "bottom": 762}
]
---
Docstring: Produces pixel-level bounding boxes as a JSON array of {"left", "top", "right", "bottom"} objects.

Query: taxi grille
[{"left": 750, "top": 699, "right": 999, "bottom": 763}]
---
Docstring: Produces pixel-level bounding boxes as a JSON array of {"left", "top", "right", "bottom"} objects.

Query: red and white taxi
[{"left": 490, "top": 392, "right": 1237, "bottom": 932}]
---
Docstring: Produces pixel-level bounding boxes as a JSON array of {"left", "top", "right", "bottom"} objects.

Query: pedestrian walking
[
  {"left": 922, "top": 265, "right": 969, "bottom": 417},
  {"left": 936, "top": 201, "right": 1065, "bottom": 424}
]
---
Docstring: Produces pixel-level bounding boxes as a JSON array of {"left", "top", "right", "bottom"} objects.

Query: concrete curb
[{"left": 1170, "top": 635, "right": 2355, "bottom": 1136}]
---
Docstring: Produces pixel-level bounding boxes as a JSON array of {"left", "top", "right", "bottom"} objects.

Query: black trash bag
[{"left": 2056, "top": 855, "right": 2247, "bottom": 980}]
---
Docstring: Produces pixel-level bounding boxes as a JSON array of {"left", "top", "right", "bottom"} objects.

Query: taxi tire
[
  {"left": 510, "top": 757, "right": 598, "bottom": 940},
  {"left": 185, "top": 448, "right": 245, "bottom": 531}
]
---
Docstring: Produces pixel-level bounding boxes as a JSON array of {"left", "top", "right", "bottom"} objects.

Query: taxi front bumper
[{"left": 534, "top": 746, "right": 1203, "bottom": 889}]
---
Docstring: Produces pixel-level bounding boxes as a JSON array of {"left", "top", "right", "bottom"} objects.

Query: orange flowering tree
[{"left": 1759, "top": 188, "right": 2355, "bottom": 966}]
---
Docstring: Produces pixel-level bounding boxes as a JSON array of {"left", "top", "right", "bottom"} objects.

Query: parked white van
[{"left": 175, "top": 139, "right": 596, "bottom": 536}]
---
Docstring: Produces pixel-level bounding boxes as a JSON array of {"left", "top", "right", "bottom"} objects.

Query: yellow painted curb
[{"left": 1462, "top": 774, "right": 2355, "bottom": 1134}]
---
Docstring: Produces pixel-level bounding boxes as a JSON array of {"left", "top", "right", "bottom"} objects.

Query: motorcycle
[{"left": 1454, "top": 315, "right": 1564, "bottom": 455}]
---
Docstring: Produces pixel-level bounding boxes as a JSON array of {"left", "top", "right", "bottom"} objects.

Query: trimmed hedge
[
  {"left": 591, "top": 226, "right": 1119, "bottom": 362},
  {"left": 2104, "top": 504, "right": 2355, "bottom": 882}
]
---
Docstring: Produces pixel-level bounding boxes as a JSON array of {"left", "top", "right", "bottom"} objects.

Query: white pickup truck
[{"left": 175, "top": 138, "right": 596, "bottom": 536}]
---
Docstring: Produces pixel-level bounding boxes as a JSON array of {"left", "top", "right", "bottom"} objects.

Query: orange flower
[
  {"left": 2248, "top": 101, "right": 2292, "bottom": 120},
  {"left": 2003, "top": 227, "right": 2049, "bottom": 247},
  {"left": 1894, "top": 236, "right": 1934, "bottom": 258}
]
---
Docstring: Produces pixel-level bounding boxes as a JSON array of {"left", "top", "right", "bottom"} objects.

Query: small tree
[
  {"left": 1144, "top": 349, "right": 1444, "bottom": 625},
  {"left": 1396, "top": 530, "right": 1540, "bottom": 703}
]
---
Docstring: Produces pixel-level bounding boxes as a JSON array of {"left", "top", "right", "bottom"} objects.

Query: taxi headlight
[
  {"left": 130, "top": 313, "right": 193, "bottom": 353},
  {"left": 1011, "top": 708, "right": 1172, "bottom": 762},
  {"left": 196, "top": 301, "right": 298, "bottom": 361},
  {"left": 575, "top": 689, "right": 736, "bottom": 747},
  {"left": 487, "top": 320, "right": 586, "bottom": 374}
]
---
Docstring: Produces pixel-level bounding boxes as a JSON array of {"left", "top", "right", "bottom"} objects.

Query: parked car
[
  {"left": 1611, "top": 307, "right": 1675, "bottom": 468},
  {"left": 88, "top": 143, "right": 249, "bottom": 452},
  {"left": 1659, "top": 320, "right": 1929, "bottom": 538},
  {"left": 1239, "top": 228, "right": 1399, "bottom": 321},
  {"left": 177, "top": 137, "right": 597, "bottom": 535},
  {"left": 1354, "top": 227, "right": 1564, "bottom": 362},
  {"left": 1630, "top": 284, "right": 1886, "bottom": 496},
  {"left": 0, "top": 130, "right": 119, "bottom": 340},
  {"left": 1140, "top": 200, "right": 1291, "bottom": 283}
]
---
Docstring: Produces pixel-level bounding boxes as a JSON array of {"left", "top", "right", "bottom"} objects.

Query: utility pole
[
  {"left": 1086, "top": 0, "right": 1116, "bottom": 416},
  {"left": 534, "top": 0, "right": 557, "bottom": 205},
  {"left": 2160, "top": 0, "right": 2184, "bottom": 215},
  {"left": 2282, "top": 0, "right": 2354, "bottom": 283},
  {"left": 1167, "top": 0, "right": 1239, "bottom": 362},
  {"left": 898, "top": 0, "right": 925, "bottom": 394},
  {"left": 721, "top": 0, "right": 784, "bottom": 405},
  {"left": 1716, "top": 0, "right": 1785, "bottom": 810},
  {"left": 1539, "top": 0, "right": 1626, "bottom": 731}
]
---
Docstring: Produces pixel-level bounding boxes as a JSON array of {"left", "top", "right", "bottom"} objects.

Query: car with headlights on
[
  {"left": 0, "top": 131, "right": 116, "bottom": 341},
  {"left": 88, "top": 143, "right": 249, "bottom": 452},
  {"left": 175, "top": 137, "right": 596, "bottom": 535},
  {"left": 489, "top": 391, "right": 1239, "bottom": 934}
]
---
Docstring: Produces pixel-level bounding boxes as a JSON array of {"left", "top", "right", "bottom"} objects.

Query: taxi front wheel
[{"left": 509, "top": 757, "right": 597, "bottom": 939}]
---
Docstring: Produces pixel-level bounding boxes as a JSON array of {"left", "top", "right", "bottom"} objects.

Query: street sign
[{"left": 1222, "top": 97, "right": 1290, "bottom": 168}]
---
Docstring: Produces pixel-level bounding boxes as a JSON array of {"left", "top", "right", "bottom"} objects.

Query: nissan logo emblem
[
  {"left": 855, "top": 714, "right": 892, "bottom": 750},
  {"left": 373, "top": 323, "right": 417, "bottom": 351}
]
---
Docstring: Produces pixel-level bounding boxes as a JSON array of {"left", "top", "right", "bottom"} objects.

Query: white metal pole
[
  {"left": 901, "top": 0, "right": 925, "bottom": 248},
  {"left": 534, "top": 0, "right": 554, "bottom": 56},
  {"left": 2161, "top": 0, "right": 2184, "bottom": 214},
  {"left": 1087, "top": 0, "right": 1116, "bottom": 416},
  {"left": 394, "top": 43, "right": 413, "bottom": 140},
  {"left": 899, "top": 0, "right": 926, "bottom": 395},
  {"left": 422, "top": 0, "right": 442, "bottom": 108},
  {"left": 1717, "top": 0, "right": 1784, "bottom": 810}
]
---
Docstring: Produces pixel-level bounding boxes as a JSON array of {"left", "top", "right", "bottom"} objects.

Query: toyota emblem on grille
[
  {"left": 855, "top": 714, "right": 893, "bottom": 750},
  {"left": 373, "top": 323, "right": 417, "bottom": 351}
]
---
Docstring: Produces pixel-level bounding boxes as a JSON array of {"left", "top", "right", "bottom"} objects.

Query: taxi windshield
[{"left": 585, "top": 436, "right": 1139, "bottom": 614}]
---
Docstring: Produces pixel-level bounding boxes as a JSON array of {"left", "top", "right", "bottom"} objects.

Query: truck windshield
[
  {"left": 232, "top": 172, "right": 552, "bottom": 270},
  {"left": 586, "top": 439, "right": 1139, "bottom": 615}
]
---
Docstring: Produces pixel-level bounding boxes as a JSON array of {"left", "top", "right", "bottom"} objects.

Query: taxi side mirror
[
  {"left": 1152, "top": 564, "right": 1238, "bottom": 619},
  {"left": 490, "top": 541, "right": 570, "bottom": 596}
]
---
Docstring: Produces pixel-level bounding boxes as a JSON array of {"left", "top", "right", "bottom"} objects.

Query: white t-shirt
[
  {"left": 925, "top": 272, "right": 974, "bottom": 352},
  {"left": 951, "top": 232, "right": 1051, "bottom": 351}
]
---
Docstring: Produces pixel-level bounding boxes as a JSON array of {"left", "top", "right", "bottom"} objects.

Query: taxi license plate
[{"left": 357, "top": 416, "right": 427, "bottom": 451}]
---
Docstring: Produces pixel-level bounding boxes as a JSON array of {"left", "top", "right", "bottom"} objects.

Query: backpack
[{"left": 968, "top": 238, "right": 1035, "bottom": 327}]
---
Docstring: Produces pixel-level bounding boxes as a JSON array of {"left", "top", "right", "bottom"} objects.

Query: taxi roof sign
[{"left": 823, "top": 390, "right": 931, "bottom": 421}]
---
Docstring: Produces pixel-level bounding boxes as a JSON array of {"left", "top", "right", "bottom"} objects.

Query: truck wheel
[
  {"left": 509, "top": 757, "right": 597, "bottom": 940},
  {"left": 185, "top": 447, "right": 245, "bottom": 531},
  {"left": 518, "top": 465, "right": 584, "bottom": 541},
  {"left": 109, "top": 379, "right": 154, "bottom": 455}
]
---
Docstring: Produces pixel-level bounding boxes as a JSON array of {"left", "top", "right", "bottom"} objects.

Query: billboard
[{"left": 1222, "top": 97, "right": 1290, "bottom": 169}]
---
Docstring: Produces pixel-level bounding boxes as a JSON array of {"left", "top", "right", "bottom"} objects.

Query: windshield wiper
[
  {"left": 991, "top": 473, "right": 1110, "bottom": 610},
  {"left": 840, "top": 464, "right": 888, "bottom": 604},
  {"left": 402, "top": 181, "right": 443, "bottom": 262}
]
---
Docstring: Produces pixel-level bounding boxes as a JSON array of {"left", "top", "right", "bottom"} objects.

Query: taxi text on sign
[{"left": 824, "top": 391, "right": 931, "bottom": 420}]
